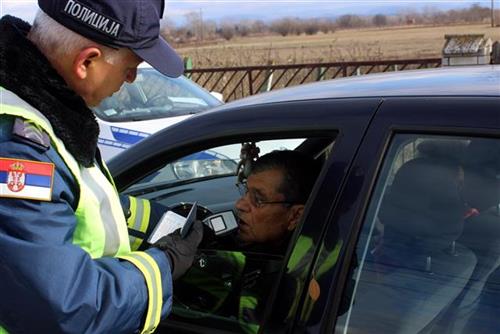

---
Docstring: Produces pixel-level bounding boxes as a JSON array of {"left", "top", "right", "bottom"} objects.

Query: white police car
[{"left": 92, "top": 63, "right": 223, "bottom": 161}]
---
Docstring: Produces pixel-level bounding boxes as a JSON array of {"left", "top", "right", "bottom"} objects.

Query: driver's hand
[{"left": 153, "top": 220, "right": 204, "bottom": 280}]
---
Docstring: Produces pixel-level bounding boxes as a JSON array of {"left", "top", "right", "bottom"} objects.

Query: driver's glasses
[{"left": 236, "top": 182, "right": 295, "bottom": 208}]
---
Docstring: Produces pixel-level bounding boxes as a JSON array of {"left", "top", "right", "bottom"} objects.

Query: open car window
[
  {"left": 122, "top": 136, "right": 334, "bottom": 333},
  {"left": 127, "top": 139, "right": 306, "bottom": 194}
]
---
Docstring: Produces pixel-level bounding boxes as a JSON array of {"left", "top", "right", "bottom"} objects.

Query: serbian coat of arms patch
[{"left": 0, "top": 158, "right": 54, "bottom": 201}]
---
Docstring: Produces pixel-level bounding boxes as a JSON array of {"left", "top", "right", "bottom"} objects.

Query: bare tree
[
  {"left": 270, "top": 18, "right": 297, "bottom": 36},
  {"left": 303, "top": 19, "right": 320, "bottom": 35},
  {"left": 337, "top": 14, "right": 367, "bottom": 28},
  {"left": 373, "top": 14, "right": 388, "bottom": 26},
  {"left": 250, "top": 20, "right": 268, "bottom": 34},
  {"left": 171, "top": 3, "right": 494, "bottom": 45},
  {"left": 492, "top": 0, "right": 496, "bottom": 27},
  {"left": 317, "top": 18, "right": 336, "bottom": 33},
  {"left": 218, "top": 24, "right": 235, "bottom": 40},
  {"left": 159, "top": 18, "right": 177, "bottom": 41},
  {"left": 185, "top": 11, "right": 203, "bottom": 41}
]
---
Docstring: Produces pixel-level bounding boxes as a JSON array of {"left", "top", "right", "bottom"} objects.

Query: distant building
[{"left": 442, "top": 34, "right": 493, "bottom": 66}]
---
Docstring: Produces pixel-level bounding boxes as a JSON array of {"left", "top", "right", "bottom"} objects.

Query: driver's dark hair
[{"left": 250, "top": 150, "right": 321, "bottom": 204}]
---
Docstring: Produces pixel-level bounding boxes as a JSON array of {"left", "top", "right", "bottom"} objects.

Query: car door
[
  {"left": 293, "top": 96, "right": 500, "bottom": 333},
  {"left": 110, "top": 97, "right": 381, "bottom": 333}
]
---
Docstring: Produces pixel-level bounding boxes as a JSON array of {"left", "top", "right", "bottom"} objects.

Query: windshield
[
  {"left": 125, "top": 139, "right": 306, "bottom": 193},
  {"left": 92, "top": 68, "right": 222, "bottom": 122}
]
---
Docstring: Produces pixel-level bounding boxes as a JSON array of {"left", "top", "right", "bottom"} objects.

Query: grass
[{"left": 176, "top": 23, "right": 500, "bottom": 67}]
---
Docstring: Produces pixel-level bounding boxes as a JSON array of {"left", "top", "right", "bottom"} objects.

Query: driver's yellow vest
[
  {"left": 0, "top": 88, "right": 162, "bottom": 334},
  {"left": 239, "top": 237, "right": 343, "bottom": 334}
]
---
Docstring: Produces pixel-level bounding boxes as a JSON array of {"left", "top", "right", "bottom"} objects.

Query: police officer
[{"left": 0, "top": 1, "right": 202, "bottom": 333}]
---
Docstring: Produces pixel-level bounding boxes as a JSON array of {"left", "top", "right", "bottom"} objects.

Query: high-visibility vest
[
  {"left": 238, "top": 236, "right": 342, "bottom": 334},
  {"left": 127, "top": 196, "right": 153, "bottom": 251},
  {"left": 288, "top": 236, "right": 343, "bottom": 322},
  {"left": 0, "top": 88, "right": 163, "bottom": 334},
  {"left": 174, "top": 250, "right": 246, "bottom": 317}
]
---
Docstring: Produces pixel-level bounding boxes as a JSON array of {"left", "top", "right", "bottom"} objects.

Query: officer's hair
[
  {"left": 29, "top": 10, "right": 126, "bottom": 65},
  {"left": 251, "top": 150, "right": 321, "bottom": 205}
]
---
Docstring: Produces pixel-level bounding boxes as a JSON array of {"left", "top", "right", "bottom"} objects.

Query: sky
[{"left": 0, "top": 0, "right": 494, "bottom": 25}]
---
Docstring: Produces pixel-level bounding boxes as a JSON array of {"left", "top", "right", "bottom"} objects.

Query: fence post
[
  {"left": 184, "top": 57, "right": 193, "bottom": 78},
  {"left": 248, "top": 70, "right": 254, "bottom": 95},
  {"left": 259, "top": 61, "right": 274, "bottom": 93},
  {"left": 316, "top": 67, "right": 327, "bottom": 81}
]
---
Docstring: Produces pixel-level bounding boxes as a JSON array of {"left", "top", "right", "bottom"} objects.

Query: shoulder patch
[
  {"left": 0, "top": 158, "right": 54, "bottom": 201},
  {"left": 12, "top": 118, "right": 51, "bottom": 150}
]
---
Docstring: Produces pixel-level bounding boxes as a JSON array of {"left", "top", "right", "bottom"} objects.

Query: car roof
[
  {"left": 110, "top": 65, "right": 499, "bottom": 185},
  {"left": 211, "top": 65, "right": 500, "bottom": 111}
]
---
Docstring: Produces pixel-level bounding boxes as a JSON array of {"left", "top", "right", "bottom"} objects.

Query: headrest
[
  {"left": 462, "top": 139, "right": 500, "bottom": 176},
  {"left": 462, "top": 138, "right": 500, "bottom": 211},
  {"left": 417, "top": 139, "right": 467, "bottom": 165},
  {"left": 380, "top": 157, "right": 464, "bottom": 244}
]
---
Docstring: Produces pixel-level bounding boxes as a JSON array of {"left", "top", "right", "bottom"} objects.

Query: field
[{"left": 176, "top": 23, "right": 500, "bottom": 68}]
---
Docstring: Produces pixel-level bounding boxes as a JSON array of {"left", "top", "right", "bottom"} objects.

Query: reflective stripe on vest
[
  {"left": 127, "top": 196, "right": 152, "bottom": 251},
  {"left": 234, "top": 241, "right": 311, "bottom": 334},
  {"left": 118, "top": 252, "right": 162, "bottom": 334},
  {"left": 299, "top": 240, "right": 342, "bottom": 321},
  {"left": 239, "top": 295, "right": 260, "bottom": 334},
  {"left": 236, "top": 237, "right": 342, "bottom": 333},
  {"left": 0, "top": 88, "right": 163, "bottom": 334}
]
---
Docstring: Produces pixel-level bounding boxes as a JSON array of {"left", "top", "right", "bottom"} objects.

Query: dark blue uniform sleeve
[{"left": 0, "top": 117, "right": 172, "bottom": 333}]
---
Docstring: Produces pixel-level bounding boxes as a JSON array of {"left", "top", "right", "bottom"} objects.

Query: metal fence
[{"left": 185, "top": 58, "right": 442, "bottom": 102}]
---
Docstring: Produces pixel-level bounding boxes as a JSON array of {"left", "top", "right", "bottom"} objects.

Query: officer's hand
[{"left": 153, "top": 220, "right": 203, "bottom": 280}]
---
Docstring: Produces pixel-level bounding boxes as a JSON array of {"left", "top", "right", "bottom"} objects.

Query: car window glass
[
  {"left": 336, "top": 135, "right": 500, "bottom": 334},
  {"left": 92, "top": 68, "right": 221, "bottom": 122}
]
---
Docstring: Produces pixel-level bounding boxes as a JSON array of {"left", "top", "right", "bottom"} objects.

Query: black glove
[{"left": 153, "top": 220, "right": 203, "bottom": 280}]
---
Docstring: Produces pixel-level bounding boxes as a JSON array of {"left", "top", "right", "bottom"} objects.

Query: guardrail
[{"left": 185, "top": 58, "right": 442, "bottom": 102}]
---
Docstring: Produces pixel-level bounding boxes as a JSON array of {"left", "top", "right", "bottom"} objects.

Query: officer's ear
[
  {"left": 287, "top": 204, "right": 304, "bottom": 231},
  {"left": 73, "top": 46, "right": 102, "bottom": 80}
]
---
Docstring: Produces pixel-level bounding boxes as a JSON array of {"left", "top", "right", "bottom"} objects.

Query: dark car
[{"left": 109, "top": 65, "right": 500, "bottom": 334}]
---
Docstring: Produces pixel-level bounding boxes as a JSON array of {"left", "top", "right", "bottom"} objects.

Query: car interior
[{"left": 121, "top": 135, "right": 336, "bottom": 333}]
